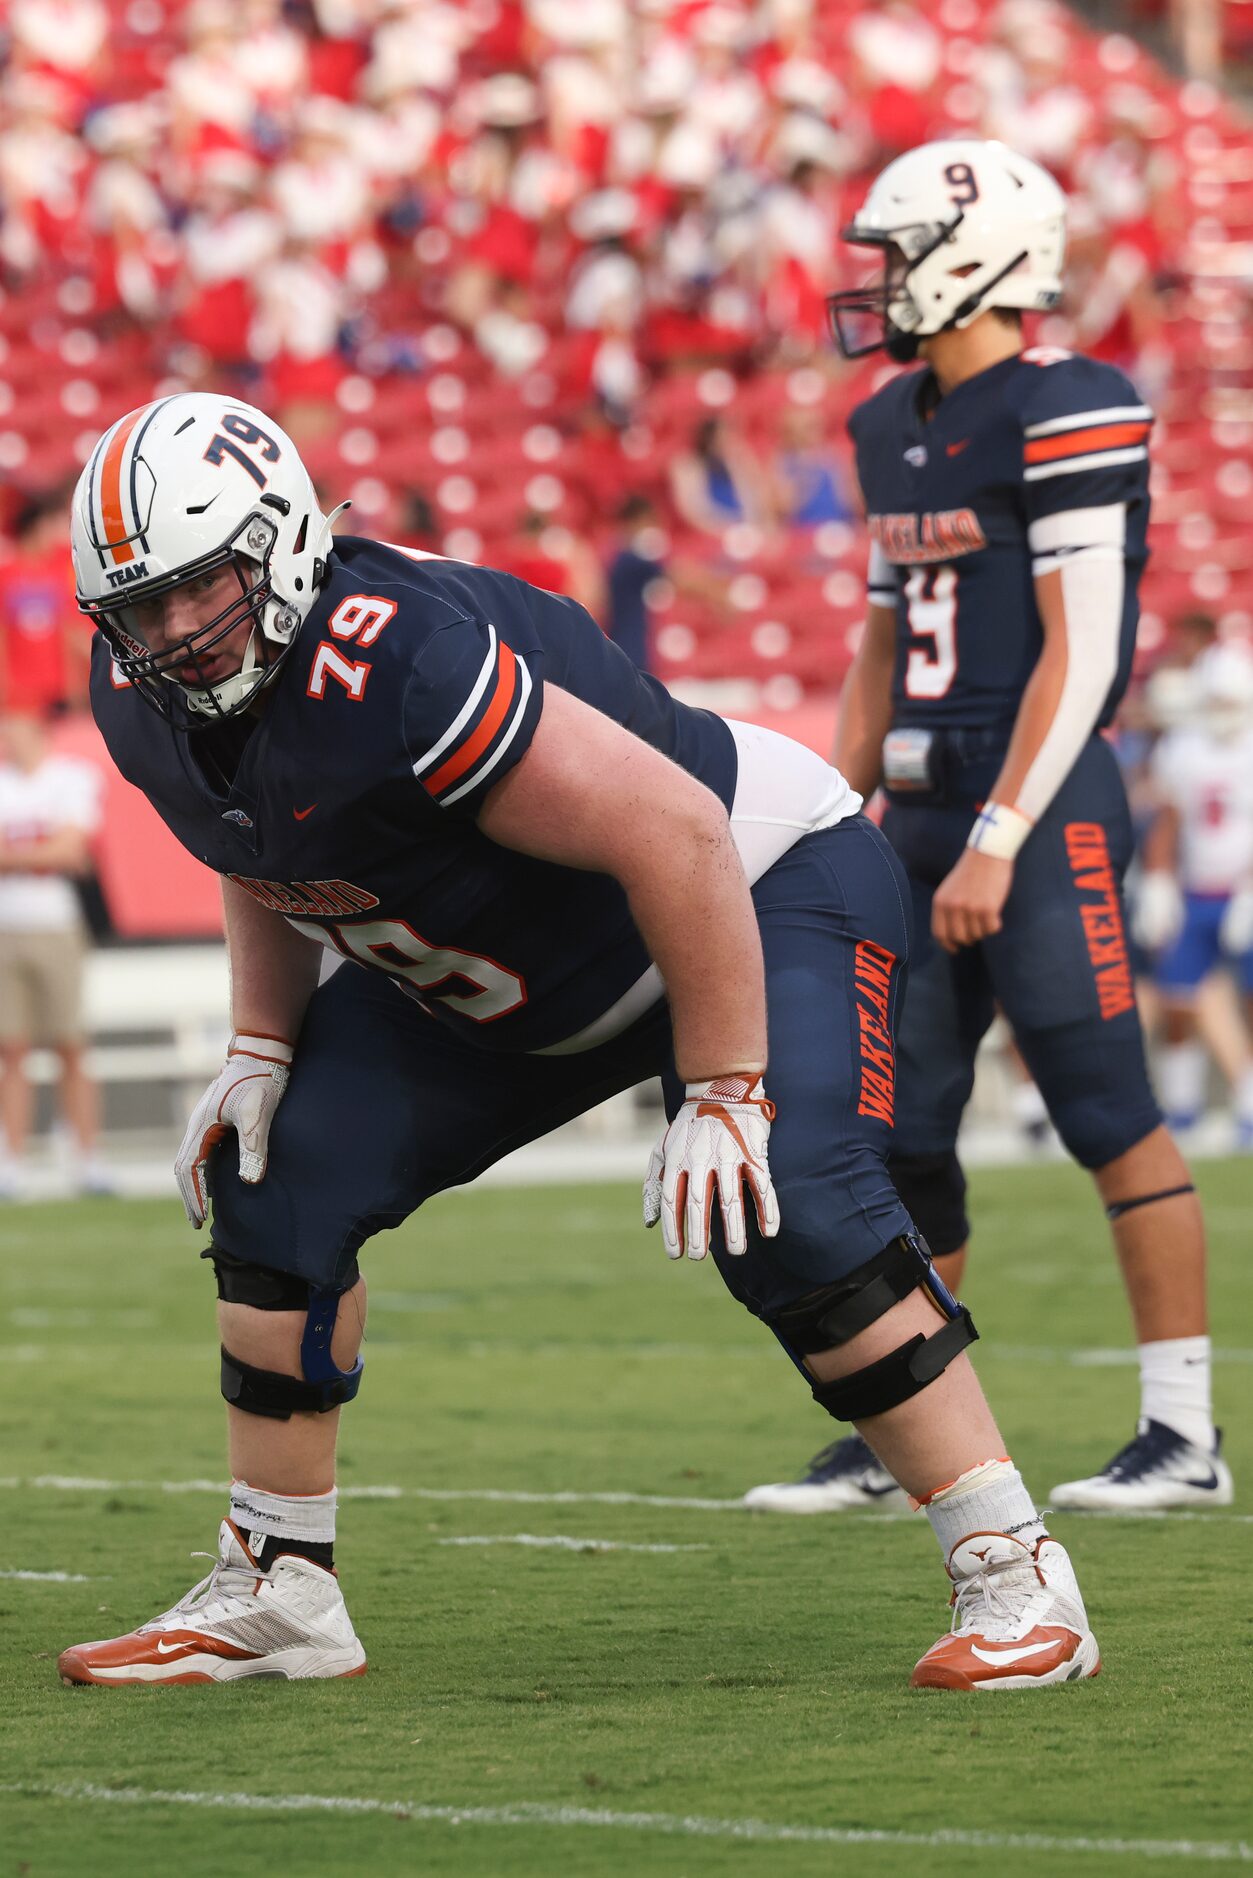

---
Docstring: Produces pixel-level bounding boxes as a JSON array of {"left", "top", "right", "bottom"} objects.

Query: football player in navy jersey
[
  {"left": 58, "top": 388, "right": 1102, "bottom": 1694},
  {"left": 747, "top": 140, "right": 1230, "bottom": 1518}
]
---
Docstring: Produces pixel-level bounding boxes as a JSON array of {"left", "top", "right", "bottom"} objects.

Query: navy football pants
[
  {"left": 209, "top": 816, "right": 916, "bottom": 1324},
  {"left": 884, "top": 735, "right": 1161, "bottom": 1178}
]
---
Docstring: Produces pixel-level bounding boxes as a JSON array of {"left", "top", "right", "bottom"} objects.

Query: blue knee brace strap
[{"left": 208, "top": 1247, "right": 364, "bottom": 1421}]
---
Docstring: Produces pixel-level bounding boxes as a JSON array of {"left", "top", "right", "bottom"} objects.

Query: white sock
[
  {"left": 1234, "top": 1066, "right": 1253, "bottom": 1127},
  {"left": 1139, "top": 1337, "right": 1214, "bottom": 1452},
  {"left": 1156, "top": 1041, "right": 1206, "bottom": 1121},
  {"left": 921, "top": 1458, "right": 1048, "bottom": 1566},
  {"left": 229, "top": 1480, "right": 337, "bottom": 1554},
  {"left": 1010, "top": 1078, "right": 1049, "bottom": 1130}
]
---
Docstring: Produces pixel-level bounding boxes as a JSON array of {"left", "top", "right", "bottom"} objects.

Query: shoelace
[
  {"left": 952, "top": 1554, "right": 1044, "bottom": 1633},
  {"left": 151, "top": 1552, "right": 261, "bottom": 1625}
]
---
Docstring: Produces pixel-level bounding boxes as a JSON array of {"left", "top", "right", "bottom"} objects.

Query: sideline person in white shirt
[
  {"left": 1136, "top": 644, "right": 1253, "bottom": 1144},
  {"left": 0, "top": 710, "right": 107, "bottom": 1195}
]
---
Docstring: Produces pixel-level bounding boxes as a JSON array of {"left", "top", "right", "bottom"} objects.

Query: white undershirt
[{"left": 536, "top": 720, "right": 861, "bottom": 1054}]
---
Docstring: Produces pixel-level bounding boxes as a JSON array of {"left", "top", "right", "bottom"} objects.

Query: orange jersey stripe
[
  {"left": 1024, "top": 421, "right": 1150, "bottom": 466},
  {"left": 98, "top": 408, "right": 146, "bottom": 563},
  {"left": 423, "top": 642, "right": 519, "bottom": 795}
]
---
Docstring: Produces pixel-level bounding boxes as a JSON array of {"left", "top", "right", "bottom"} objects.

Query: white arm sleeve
[
  {"left": 1017, "top": 504, "right": 1127, "bottom": 824},
  {"left": 867, "top": 542, "right": 895, "bottom": 608}
]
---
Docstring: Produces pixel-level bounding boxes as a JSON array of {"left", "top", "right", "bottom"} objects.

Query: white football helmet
[
  {"left": 72, "top": 393, "right": 337, "bottom": 724},
  {"left": 1197, "top": 643, "right": 1253, "bottom": 741},
  {"left": 828, "top": 139, "right": 1066, "bottom": 361}
]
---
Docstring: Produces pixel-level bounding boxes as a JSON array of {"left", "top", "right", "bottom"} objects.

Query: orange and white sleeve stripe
[
  {"left": 1022, "top": 404, "right": 1153, "bottom": 482},
  {"left": 410, "top": 624, "right": 534, "bottom": 809}
]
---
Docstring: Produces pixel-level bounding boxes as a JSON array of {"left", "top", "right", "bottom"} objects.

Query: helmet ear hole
[{"left": 293, "top": 513, "right": 309, "bottom": 556}]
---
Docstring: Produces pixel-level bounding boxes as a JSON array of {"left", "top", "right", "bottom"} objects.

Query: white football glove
[
  {"left": 174, "top": 1033, "right": 294, "bottom": 1229},
  {"left": 1220, "top": 886, "right": 1253, "bottom": 958},
  {"left": 1132, "top": 870, "right": 1184, "bottom": 952},
  {"left": 643, "top": 1073, "right": 781, "bottom": 1261}
]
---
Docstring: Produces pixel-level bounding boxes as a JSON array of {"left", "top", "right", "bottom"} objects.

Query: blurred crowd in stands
[
  {"left": 0, "top": 0, "right": 1251, "bottom": 1173},
  {"left": 1085, "top": 0, "right": 1253, "bottom": 86},
  {"left": 2, "top": 0, "right": 1253, "bottom": 714}
]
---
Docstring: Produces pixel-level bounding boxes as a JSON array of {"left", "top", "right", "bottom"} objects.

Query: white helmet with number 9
[
  {"left": 72, "top": 392, "right": 338, "bottom": 724},
  {"left": 828, "top": 138, "right": 1066, "bottom": 362}
]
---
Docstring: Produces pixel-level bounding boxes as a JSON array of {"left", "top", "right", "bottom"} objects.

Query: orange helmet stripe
[{"left": 98, "top": 407, "right": 146, "bottom": 563}]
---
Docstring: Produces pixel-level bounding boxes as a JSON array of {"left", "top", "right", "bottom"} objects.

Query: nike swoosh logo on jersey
[
  {"left": 969, "top": 1640, "right": 1056, "bottom": 1667},
  {"left": 946, "top": 439, "right": 972, "bottom": 456},
  {"left": 293, "top": 804, "right": 318, "bottom": 820}
]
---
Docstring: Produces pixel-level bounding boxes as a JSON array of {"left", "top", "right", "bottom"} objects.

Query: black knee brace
[
  {"left": 769, "top": 1233, "right": 977, "bottom": 1423},
  {"left": 206, "top": 1246, "right": 364, "bottom": 1421},
  {"left": 887, "top": 1151, "right": 969, "bottom": 1257}
]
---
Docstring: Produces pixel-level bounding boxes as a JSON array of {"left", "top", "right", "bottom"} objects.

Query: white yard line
[
  {"left": 1, "top": 1782, "right": 1249, "bottom": 1862},
  {"left": 14, "top": 1332, "right": 1253, "bottom": 1369},
  {"left": 437, "top": 1533, "right": 708, "bottom": 1554},
  {"left": 13, "top": 1475, "right": 748, "bottom": 1510},
  {"left": 5, "top": 1475, "right": 1252, "bottom": 1524},
  {"left": 0, "top": 1569, "right": 95, "bottom": 1583}
]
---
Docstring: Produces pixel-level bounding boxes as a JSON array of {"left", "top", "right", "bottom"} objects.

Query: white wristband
[
  {"left": 966, "top": 801, "right": 1033, "bottom": 861},
  {"left": 230, "top": 1033, "right": 295, "bottom": 1064}
]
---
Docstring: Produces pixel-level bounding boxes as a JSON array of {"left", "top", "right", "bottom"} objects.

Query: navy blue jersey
[
  {"left": 92, "top": 537, "right": 737, "bottom": 1052},
  {"left": 849, "top": 348, "right": 1152, "bottom": 734}
]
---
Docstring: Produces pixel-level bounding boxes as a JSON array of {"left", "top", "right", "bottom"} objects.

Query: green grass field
[{"left": 2, "top": 1158, "right": 1250, "bottom": 1877}]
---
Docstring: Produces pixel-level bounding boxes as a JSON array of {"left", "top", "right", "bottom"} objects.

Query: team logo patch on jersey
[
  {"left": 904, "top": 445, "right": 928, "bottom": 467},
  {"left": 1065, "top": 823, "right": 1136, "bottom": 1020}
]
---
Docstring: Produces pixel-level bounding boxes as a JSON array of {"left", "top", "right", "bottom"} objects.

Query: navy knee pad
[
  {"left": 887, "top": 1151, "right": 968, "bottom": 1257},
  {"left": 1047, "top": 1086, "right": 1162, "bottom": 1171}
]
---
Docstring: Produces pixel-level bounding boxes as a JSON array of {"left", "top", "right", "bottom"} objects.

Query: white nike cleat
[
  {"left": 1050, "top": 1419, "right": 1234, "bottom": 1512},
  {"left": 57, "top": 1520, "right": 366, "bottom": 1686},
  {"left": 911, "top": 1530, "right": 1101, "bottom": 1692},
  {"left": 744, "top": 1434, "right": 908, "bottom": 1512}
]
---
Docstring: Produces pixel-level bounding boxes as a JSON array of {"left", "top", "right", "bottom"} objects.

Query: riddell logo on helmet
[{"left": 105, "top": 561, "right": 150, "bottom": 587}]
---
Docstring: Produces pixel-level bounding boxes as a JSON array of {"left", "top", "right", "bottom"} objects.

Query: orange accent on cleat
[
  {"left": 912, "top": 1532, "right": 1101, "bottom": 1691},
  {"left": 56, "top": 1519, "right": 366, "bottom": 1687},
  {"left": 911, "top": 1625, "right": 1094, "bottom": 1691},
  {"left": 57, "top": 1629, "right": 261, "bottom": 1685}
]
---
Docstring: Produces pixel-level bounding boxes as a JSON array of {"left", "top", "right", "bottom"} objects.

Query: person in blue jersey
[
  {"left": 58, "top": 390, "right": 1101, "bottom": 1696},
  {"left": 747, "top": 139, "right": 1229, "bottom": 1520}
]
